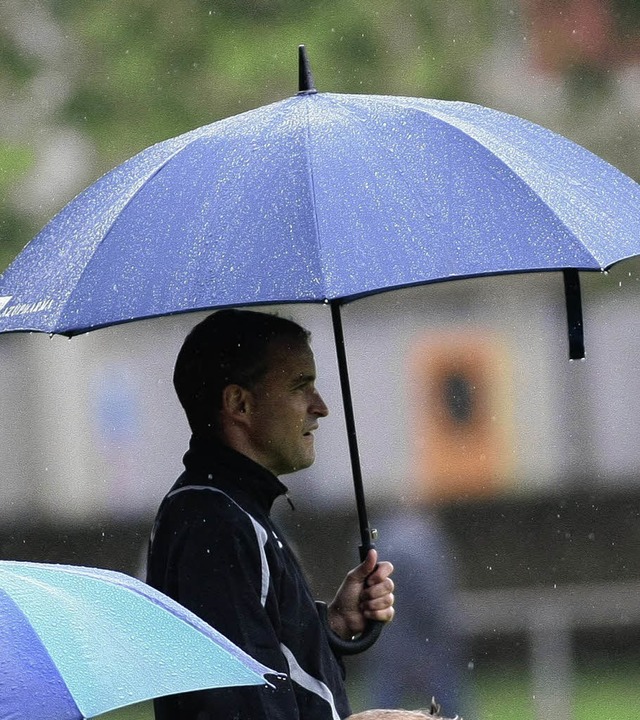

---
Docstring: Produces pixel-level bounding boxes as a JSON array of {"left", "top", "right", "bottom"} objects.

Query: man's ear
[{"left": 221, "top": 384, "right": 252, "bottom": 424}]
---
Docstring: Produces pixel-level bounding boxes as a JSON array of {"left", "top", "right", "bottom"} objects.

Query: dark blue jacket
[{"left": 147, "top": 435, "right": 351, "bottom": 720}]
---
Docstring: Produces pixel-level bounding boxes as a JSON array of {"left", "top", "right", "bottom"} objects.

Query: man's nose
[{"left": 312, "top": 390, "right": 329, "bottom": 417}]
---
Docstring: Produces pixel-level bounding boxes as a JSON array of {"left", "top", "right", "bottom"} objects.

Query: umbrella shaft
[{"left": 330, "top": 302, "right": 375, "bottom": 554}]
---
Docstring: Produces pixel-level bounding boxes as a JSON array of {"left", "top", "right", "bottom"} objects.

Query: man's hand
[{"left": 327, "top": 549, "right": 394, "bottom": 640}]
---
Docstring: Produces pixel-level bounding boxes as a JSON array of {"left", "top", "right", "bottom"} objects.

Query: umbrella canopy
[
  {"left": 1, "top": 54, "right": 640, "bottom": 337},
  {"left": 0, "top": 560, "right": 278, "bottom": 720}
]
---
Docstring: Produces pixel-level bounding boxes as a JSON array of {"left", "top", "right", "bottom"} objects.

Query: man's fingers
[
  {"left": 363, "top": 576, "right": 395, "bottom": 598},
  {"left": 361, "top": 591, "right": 395, "bottom": 611},
  {"left": 365, "top": 560, "right": 394, "bottom": 587},
  {"left": 363, "top": 602, "right": 395, "bottom": 623},
  {"left": 330, "top": 550, "right": 396, "bottom": 636},
  {"left": 348, "top": 548, "right": 378, "bottom": 582},
  {"left": 361, "top": 548, "right": 378, "bottom": 575}
]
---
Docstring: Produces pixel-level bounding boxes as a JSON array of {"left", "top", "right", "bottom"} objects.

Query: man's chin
[{"left": 284, "top": 454, "right": 315, "bottom": 475}]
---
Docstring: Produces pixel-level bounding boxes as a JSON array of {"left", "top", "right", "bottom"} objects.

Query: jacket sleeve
[{"left": 155, "top": 499, "right": 299, "bottom": 720}]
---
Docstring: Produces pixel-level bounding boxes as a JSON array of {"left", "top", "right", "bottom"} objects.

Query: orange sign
[{"left": 408, "top": 330, "right": 514, "bottom": 501}]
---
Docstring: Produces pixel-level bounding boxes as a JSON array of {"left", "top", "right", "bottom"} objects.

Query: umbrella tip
[{"left": 298, "top": 45, "right": 317, "bottom": 94}]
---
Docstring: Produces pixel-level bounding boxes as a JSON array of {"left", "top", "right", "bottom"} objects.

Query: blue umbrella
[
  {"left": 3, "top": 51, "right": 640, "bottom": 340},
  {"left": 2, "top": 45, "right": 640, "bottom": 649},
  {"left": 0, "top": 560, "right": 278, "bottom": 720}
]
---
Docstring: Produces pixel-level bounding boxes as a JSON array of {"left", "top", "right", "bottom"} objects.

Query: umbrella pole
[
  {"left": 320, "top": 300, "right": 384, "bottom": 655},
  {"left": 329, "top": 301, "right": 376, "bottom": 557}
]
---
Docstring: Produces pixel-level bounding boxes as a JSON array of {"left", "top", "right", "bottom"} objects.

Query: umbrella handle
[
  {"left": 317, "top": 604, "right": 384, "bottom": 656},
  {"left": 317, "top": 540, "right": 385, "bottom": 656}
]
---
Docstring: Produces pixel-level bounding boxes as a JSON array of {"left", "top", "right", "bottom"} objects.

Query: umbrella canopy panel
[
  {"left": 0, "top": 561, "right": 276, "bottom": 719},
  {"left": 1, "top": 93, "right": 640, "bottom": 335}
]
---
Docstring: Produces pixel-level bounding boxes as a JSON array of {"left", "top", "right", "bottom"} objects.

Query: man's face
[{"left": 245, "top": 338, "right": 329, "bottom": 476}]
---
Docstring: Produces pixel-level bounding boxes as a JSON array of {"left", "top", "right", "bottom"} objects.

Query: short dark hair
[{"left": 173, "top": 309, "right": 310, "bottom": 434}]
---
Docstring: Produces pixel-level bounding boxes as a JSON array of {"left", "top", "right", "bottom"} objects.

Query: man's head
[
  {"left": 174, "top": 309, "right": 328, "bottom": 475},
  {"left": 348, "top": 710, "right": 460, "bottom": 720}
]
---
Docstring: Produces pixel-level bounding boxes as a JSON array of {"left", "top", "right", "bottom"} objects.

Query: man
[{"left": 147, "top": 309, "right": 394, "bottom": 720}]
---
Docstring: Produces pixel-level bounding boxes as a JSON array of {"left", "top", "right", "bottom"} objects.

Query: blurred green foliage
[
  {"left": 3, "top": 0, "right": 636, "bottom": 272},
  {"left": 0, "top": 0, "right": 497, "bottom": 269},
  {"left": 0, "top": 143, "right": 35, "bottom": 197},
  {"left": 0, "top": 33, "right": 42, "bottom": 84},
  {"left": 55, "top": 0, "right": 495, "bottom": 157},
  {"left": 613, "top": 0, "right": 640, "bottom": 32},
  {"left": 0, "top": 141, "right": 36, "bottom": 270}
]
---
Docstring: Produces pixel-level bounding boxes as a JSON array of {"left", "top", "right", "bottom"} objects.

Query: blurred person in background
[{"left": 359, "top": 505, "right": 469, "bottom": 718}]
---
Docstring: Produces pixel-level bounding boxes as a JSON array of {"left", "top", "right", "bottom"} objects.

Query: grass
[
  {"left": 350, "top": 659, "right": 640, "bottom": 719},
  {"left": 458, "top": 660, "right": 640, "bottom": 720},
  {"left": 94, "top": 661, "right": 640, "bottom": 719},
  {"left": 95, "top": 701, "right": 154, "bottom": 720}
]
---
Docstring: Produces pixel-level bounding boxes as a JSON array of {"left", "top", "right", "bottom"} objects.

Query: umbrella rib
[
  {"left": 17, "top": 560, "right": 233, "bottom": 641},
  {"left": 316, "top": 95, "right": 485, "bottom": 277},
  {"left": 53, "top": 133, "right": 217, "bottom": 334},
  {"left": 400, "top": 101, "right": 604, "bottom": 267},
  {"left": 324, "top": 94, "right": 602, "bottom": 272},
  {"left": 319, "top": 93, "right": 443, "bottom": 250},
  {"left": 300, "top": 99, "right": 330, "bottom": 298}
]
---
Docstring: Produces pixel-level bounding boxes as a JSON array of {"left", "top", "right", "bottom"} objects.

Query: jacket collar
[{"left": 181, "top": 433, "right": 289, "bottom": 513}]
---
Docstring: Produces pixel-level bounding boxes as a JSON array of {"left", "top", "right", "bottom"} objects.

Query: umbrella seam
[
  {"left": 0, "top": 581, "right": 80, "bottom": 717},
  {"left": 417, "top": 101, "right": 603, "bottom": 265},
  {"left": 324, "top": 93, "right": 602, "bottom": 268},
  {"left": 387, "top": 97, "right": 603, "bottom": 265},
  {"left": 53, "top": 137, "right": 211, "bottom": 333},
  {"left": 56, "top": 98, "right": 304, "bottom": 334},
  {"left": 301, "top": 96, "right": 331, "bottom": 300},
  {"left": 319, "top": 94, "right": 446, "bottom": 245},
  {"left": 2, "top": 560, "right": 232, "bottom": 650}
]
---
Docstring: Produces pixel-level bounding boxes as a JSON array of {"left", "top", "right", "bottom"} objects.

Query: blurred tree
[
  {"left": 55, "top": 0, "right": 496, "bottom": 155},
  {"left": 0, "top": 142, "right": 35, "bottom": 270},
  {"left": 0, "top": 0, "right": 496, "bottom": 270},
  {"left": 0, "top": 16, "right": 41, "bottom": 269}
]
